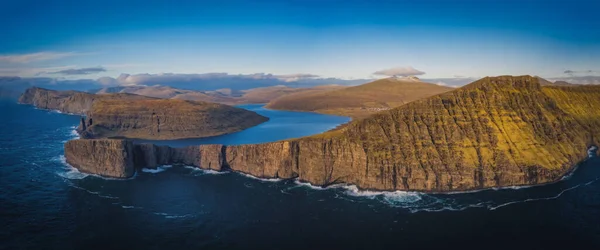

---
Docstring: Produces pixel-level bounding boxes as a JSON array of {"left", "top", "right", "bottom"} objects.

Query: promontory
[
  {"left": 19, "top": 87, "right": 269, "bottom": 140},
  {"left": 64, "top": 75, "right": 600, "bottom": 192}
]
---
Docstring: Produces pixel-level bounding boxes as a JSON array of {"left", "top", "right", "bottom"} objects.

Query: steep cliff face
[
  {"left": 64, "top": 76, "right": 600, "bottom": 192},
  {"left": 18, "top": 87, "right": 151, "bottom": 114},
  {"left": 81, "top": 99, "right": 269, "bottom": 139},
  {"left": 19, "top": 87, "right": 269, "bottom": 140},
  {"left": 64, "top": 139, "right": 135, "bottom": 178}
]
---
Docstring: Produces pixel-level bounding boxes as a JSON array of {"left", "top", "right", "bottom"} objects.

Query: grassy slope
[
  {"left": 265, "top": 78, "right": 453, "bottom": 118},
  {"left": 299, "top": 76, "right": 600, "bottom": 190},
  {"left": 318, "top": 75, "right": 597, "bottom": 169}
]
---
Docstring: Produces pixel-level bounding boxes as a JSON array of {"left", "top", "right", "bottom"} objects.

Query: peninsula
[
  {"left": 63, "top": 75, "right": 600, "bottom": 192},
  {"left": 19, "top": 87, "right": 269, "bottom": 140}
]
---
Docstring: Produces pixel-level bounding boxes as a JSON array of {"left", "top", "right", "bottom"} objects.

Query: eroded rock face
[
  {"left": 81, "top": 99, "right": 268, "bottom": 140},
  {"left": 18, "top": 87, "right": 151, "bottom": 114},
  {"left": 64, "top": 139, "right": 135, "bottom": 178},
  {"left": 19, "top": 87, "right": 269, "bottom": 140},
  {"left": 63, "top": 76, "right": 600, "bottom": 192}
]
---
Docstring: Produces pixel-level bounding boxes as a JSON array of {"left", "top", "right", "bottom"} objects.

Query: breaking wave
[
  {"left": 141, "top": 165, "right": 173, "bottom": 174},
  {"left": 183, "top": 165, "right": 229, "bottom": 175},
  {"left": 237, "top": 172, "right": 283, "bottom": 182},
  {"left": 54, "top": 155, "right": 90, "bottom": 180}
]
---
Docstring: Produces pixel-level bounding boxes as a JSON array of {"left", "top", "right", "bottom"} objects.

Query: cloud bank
[
  {"left": 93, "top": 73, "right": 360, "bottom": 90},
  {"left": 373, "top": 66, "right": 425, "bottom": 77},
  {"left": 48, "top": 67, "right": 107, "bottom": 75}
]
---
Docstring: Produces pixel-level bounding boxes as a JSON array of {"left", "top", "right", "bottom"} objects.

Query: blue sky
[{"left": 1, "top": 0, "right": 599, "bottom": 82}]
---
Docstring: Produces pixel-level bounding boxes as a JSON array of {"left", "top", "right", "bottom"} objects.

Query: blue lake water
[
  {"left": 134, "top": 104, "right": 351, "bottom": 147},
  {"left": 1, "top": 100, "right": 599, "bottom": 249}
]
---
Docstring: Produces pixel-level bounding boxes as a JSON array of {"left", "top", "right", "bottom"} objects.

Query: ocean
[{"left": 1, "top": 100, "right": 599, "bottom": 249}]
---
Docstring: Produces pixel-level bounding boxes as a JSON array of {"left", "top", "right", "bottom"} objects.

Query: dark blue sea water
[{"left": 1, "top": 100, "right": 599, "bottom": 250}]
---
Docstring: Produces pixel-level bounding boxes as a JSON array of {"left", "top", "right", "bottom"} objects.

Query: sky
[{"left": 1, "top": 0, "right": 599, "bottom": 87}]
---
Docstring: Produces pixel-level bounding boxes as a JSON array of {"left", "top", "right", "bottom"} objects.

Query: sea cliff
[
  {"left": 19, "top": 87, "right": 269, "bottom": 140},
  {"left": 64, "top": 76, "right": 600, "bottom": 192}
]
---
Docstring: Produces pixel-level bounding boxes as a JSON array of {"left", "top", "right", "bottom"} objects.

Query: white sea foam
[
  {"left": 183, "top": 165, "right": 228, "bottom": 175},
  {"left": 588, "top": 146, "right": 598, "bottom": 158},
  {"left": 342, "top": 185, "right": 423, "bottom": 204},
  {"left": 141, "top": 165, "right": 172, "bottom": 174},
  {"left": 237, "top": 172, "right": 283, "bottom": 182},
  {"left": 54, "top": 155, "right": 90, "bottom": 180},
  {"left": 153, "top": 212, "right": 193, "bottom": 219},
  {"left": 291, "top": 179, "right": 348, "bottom": 190},
  {"left": 488, "top": 178, "right": 598, "bottom": 210},
  {"left": 121, "top": 206, "right": 135, "bottom": 209},
  {"left": 67, "top": 183, "right": 118, "bottom": 199},
  {"left": 70, "top": 129, "right": 79, "bottom": 138},
  {"left": 55, "top": 154, "right": 137, "bottom": 181}
]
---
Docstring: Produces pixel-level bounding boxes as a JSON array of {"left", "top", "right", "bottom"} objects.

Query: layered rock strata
[{"left": 64, "top": 76, "right": 600, "bottom": 192}]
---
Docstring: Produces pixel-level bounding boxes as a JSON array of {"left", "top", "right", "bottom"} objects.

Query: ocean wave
[
  {"left": 54, "top": 155, "right": 90, "bottom": 180},
  {"left": 488, "top": 178, "right": 598, "bottom": 210},
  {"left": 183, "top": 166, "right": 229, "bottom": 175},
  {"left": 291, "top": 179, "right": 348, "bottom": 190},
  {"left": 342, "top": 185, "right": 423, "bottom": 204},
  {"left": 55, "top": 154, "right": 137, "bottom": 181},
  {"left": 141, "top": 165, "right": 172, "bottom": 174},
  {"left": 237, "top": 172, "right": 283, "bottom": 182},
  {"left": 67, "top": 183, "right": 119, "bottom": 199},
  {"left": 153, "top": 212, "right": 194, "bottom": 219}
]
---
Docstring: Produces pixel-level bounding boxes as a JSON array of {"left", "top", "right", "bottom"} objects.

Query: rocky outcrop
[
  {"left": 19, "top": 87, "right": 269, "bottom": 140},
  {"left": 18, "top": 87, "right": 152, "bottom": 114},
  {"left": 133, "top": 143, "right": 225, "bottom": 171},
  {"left": 79, "top": 99, "right": 268, "bottom": 139},
  {"left": 64, "top": 139, "right": 135, "bottom": 178},
  {"left": 64, "top": 76, "right": 600, "bottom": 192}
]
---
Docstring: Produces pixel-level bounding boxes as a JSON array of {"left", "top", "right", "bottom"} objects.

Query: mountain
[
  {"left": 65, "top": 75, "right": 600, "bottom": 192},
  {"left": 93, "top": 84, "right": 346, "bottom": 105},
  {"left": 265, "top": 77, "right": 453, "bottom": 118},
  {"left": 19, "top": 87, "right": 269, "bottom": 140}
]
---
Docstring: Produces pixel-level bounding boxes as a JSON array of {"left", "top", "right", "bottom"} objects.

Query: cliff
[
  {"left": 80, "top": 99, "right": 268, "bottom": 140},
  {"left": 19, "top": 87, "right": 269, "bottom": 140},
  {"left": 64, "top": 139, "right": 135, "bottom": 178},
  {"left": 265, "top": 77, "right": 453, "bottom": 118},
  {"left": 64, "top": 76, "right": 600, "bottom": 191},
  {"left": 18, "top": 87, "right": 151, "bottom": 114}
]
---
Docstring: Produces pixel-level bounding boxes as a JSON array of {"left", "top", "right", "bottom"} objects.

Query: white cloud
[
  {"left": 0, "top": 52, "right": 85, "bottom": 63},
  {"left": 373, "top": 66, "right": 425, "bottom": 77},
  {"left": 548, "top": 76, "right": 600, "bottom": 85}
]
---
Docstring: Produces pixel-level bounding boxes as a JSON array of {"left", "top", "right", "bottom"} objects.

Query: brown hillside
[
  {"left": 265, "top": 77, "right": 452, "bottom": 118},
  {"left": 81, "top": 99, "right": 268, "bottom": 140},
  {"left": 95, "top": 85, "right": 346, "bottom": 105}
]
